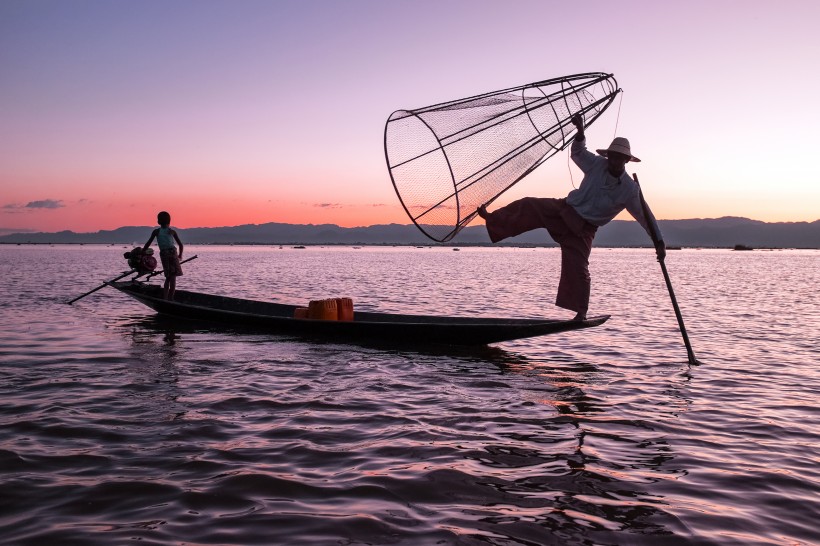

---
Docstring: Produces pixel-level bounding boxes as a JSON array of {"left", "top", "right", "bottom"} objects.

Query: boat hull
[{"left": 109, "top": 281, "right": 609, "bottom": 346}]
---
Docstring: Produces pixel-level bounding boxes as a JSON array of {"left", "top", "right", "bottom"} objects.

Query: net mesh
[{"left": 385, "top": 73, "right": 620, "bottom": 242}]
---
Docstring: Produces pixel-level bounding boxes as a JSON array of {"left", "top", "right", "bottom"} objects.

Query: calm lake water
[{"left": 1, "top": 245, "right": 818, "bottom": 545}]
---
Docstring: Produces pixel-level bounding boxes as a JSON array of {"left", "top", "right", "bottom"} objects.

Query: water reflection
[
  {"left": 3, "top": 246, "right": 818, "bottom": 545},
  {"left": 109, "top": 294, "right": 698, "bottom": 542},
  {"left": 119, "top": 319, "right": 185, "bottom": 422},
  {"left": 459, "top": 355, "right": 691, "bottom": 543}
]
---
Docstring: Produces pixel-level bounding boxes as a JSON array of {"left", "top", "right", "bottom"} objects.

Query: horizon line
[{"left": 3, "top": 215, "right": 819, "bottom": 236}]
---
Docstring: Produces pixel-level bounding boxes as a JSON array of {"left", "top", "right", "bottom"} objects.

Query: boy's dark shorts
[{"left": 160, "top": 248, "right": 183, "bottom": 277}]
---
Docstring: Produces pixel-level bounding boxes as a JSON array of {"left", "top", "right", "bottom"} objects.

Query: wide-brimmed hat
[{"left": 596, "top": 137, "right": 640, "bottom": 162}]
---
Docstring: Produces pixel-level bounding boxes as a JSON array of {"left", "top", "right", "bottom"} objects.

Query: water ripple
[{"left": 1, "top": 246, "right": 818, "bottom": 545}]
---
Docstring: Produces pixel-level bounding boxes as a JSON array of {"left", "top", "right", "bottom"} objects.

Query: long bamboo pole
[
  {"left": 68, "top": 269, "right": 135, "bottom": 305},
  {"left": 633, "top": 173, "right": 700, "bottom": 365}
]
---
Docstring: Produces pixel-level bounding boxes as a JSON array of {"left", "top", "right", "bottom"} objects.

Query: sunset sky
[{"left": 2, "top": 0, "right": 819, "bottom": 235}]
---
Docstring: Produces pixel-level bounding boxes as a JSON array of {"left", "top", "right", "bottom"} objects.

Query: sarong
[{"left": 159, "top": 248, "right": 183, "bottom": 277}]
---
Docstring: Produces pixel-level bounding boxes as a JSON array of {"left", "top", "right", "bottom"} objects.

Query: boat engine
[{"left": 123, "top": 247, "right": 157, "bottom": 274}]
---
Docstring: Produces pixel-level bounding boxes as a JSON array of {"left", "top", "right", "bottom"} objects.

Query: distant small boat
[
  {"left": 108, "top": 281, "right": 609, "bottom": 346},
  {"left": 733, "top": 244, "right": 754, "bottom": 251},
  {"left": 293, "top": 245, "right": 306, "bottom": 249},
  {"left": 453, "top": 248, "right": 460, "bottom": 251}
]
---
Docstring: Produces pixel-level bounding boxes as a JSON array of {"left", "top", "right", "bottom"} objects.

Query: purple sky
[{"left": 2, "top": 0, "right": 819, "bottom": 233}]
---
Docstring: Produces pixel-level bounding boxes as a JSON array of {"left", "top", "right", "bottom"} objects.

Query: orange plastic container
[
  {"left": 307, "top": 299, "right": 338, "bottom": 320},
  {"left": 336, "top": 298, "right": 354, "bottom": 321},
  {"left": 293, "top": 307, "right": 309, "bottom": 319}
]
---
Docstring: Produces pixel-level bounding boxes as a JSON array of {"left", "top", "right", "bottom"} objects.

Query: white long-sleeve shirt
[{"left": 567, "top": 137, "right": 663, "bottom": 241}]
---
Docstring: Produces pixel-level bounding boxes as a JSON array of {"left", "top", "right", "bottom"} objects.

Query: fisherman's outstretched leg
[{"left": 481, "top": 197, "right": 566, "bottom": 242}]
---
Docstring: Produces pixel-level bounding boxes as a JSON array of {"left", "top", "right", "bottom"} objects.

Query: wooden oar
[
  {"left": 633, "top": 173, "right": 700, "bottom": 365},
  {"left": 68, "top": 269, "right": 136, "bottom": 304},
  {"left": 68, "top": 254, "right": 198, "bottom": 305}
]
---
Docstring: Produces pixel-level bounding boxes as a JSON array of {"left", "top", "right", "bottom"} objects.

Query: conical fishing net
[{"left": 384, "top": 72, "right": 620, "bottom": 242}]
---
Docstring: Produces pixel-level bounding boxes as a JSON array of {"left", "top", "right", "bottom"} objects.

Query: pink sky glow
[{"left": 2, "top": 0, "right": 819, "bottom": 235}]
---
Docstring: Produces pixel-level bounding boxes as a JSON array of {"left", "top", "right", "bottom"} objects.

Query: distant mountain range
[{"left": 1, "top": 217, "right": 818, "bottom": 248}]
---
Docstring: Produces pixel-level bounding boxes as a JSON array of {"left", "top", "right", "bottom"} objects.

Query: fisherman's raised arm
[
  {"left": 570, "top": 115, "right": 597, "bottom": 172},
  {"left": 571, "top": 114, "right": 585, "bottom": 141}
]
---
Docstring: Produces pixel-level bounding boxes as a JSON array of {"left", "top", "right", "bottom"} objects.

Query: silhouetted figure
[
  {"left": 478, "top": 114, "right": 665, "bottom": 320},
  {"left": 144, "top": 211, "right": 184, "bottom": 300}
]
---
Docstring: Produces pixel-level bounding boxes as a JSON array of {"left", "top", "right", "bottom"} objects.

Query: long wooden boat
[{"left": 109, "top": 281, "right": 609, "bottom": 346}]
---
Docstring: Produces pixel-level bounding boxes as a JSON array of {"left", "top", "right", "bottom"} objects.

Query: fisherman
[
  {"left": 478, "top": 114, "right": 665, "bottom": 321},
  {"left": 143, "top": 211, "right": 184, "bottom": 301}
]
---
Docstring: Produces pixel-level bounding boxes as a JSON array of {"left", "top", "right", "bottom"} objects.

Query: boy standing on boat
[
  {"left": 478, "top": 114, "right": 665, "bottom": 321},
  {"left": 143, "top": 211, "right": 184, "bottom": 300}
]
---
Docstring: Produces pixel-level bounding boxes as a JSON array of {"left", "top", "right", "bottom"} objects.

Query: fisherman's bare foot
[
  {"left": 573, "top": 312, "right": 586, "bottom": 321},
  {"left": 477, "top": 205, "right": 489, "bottom": 220}
]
